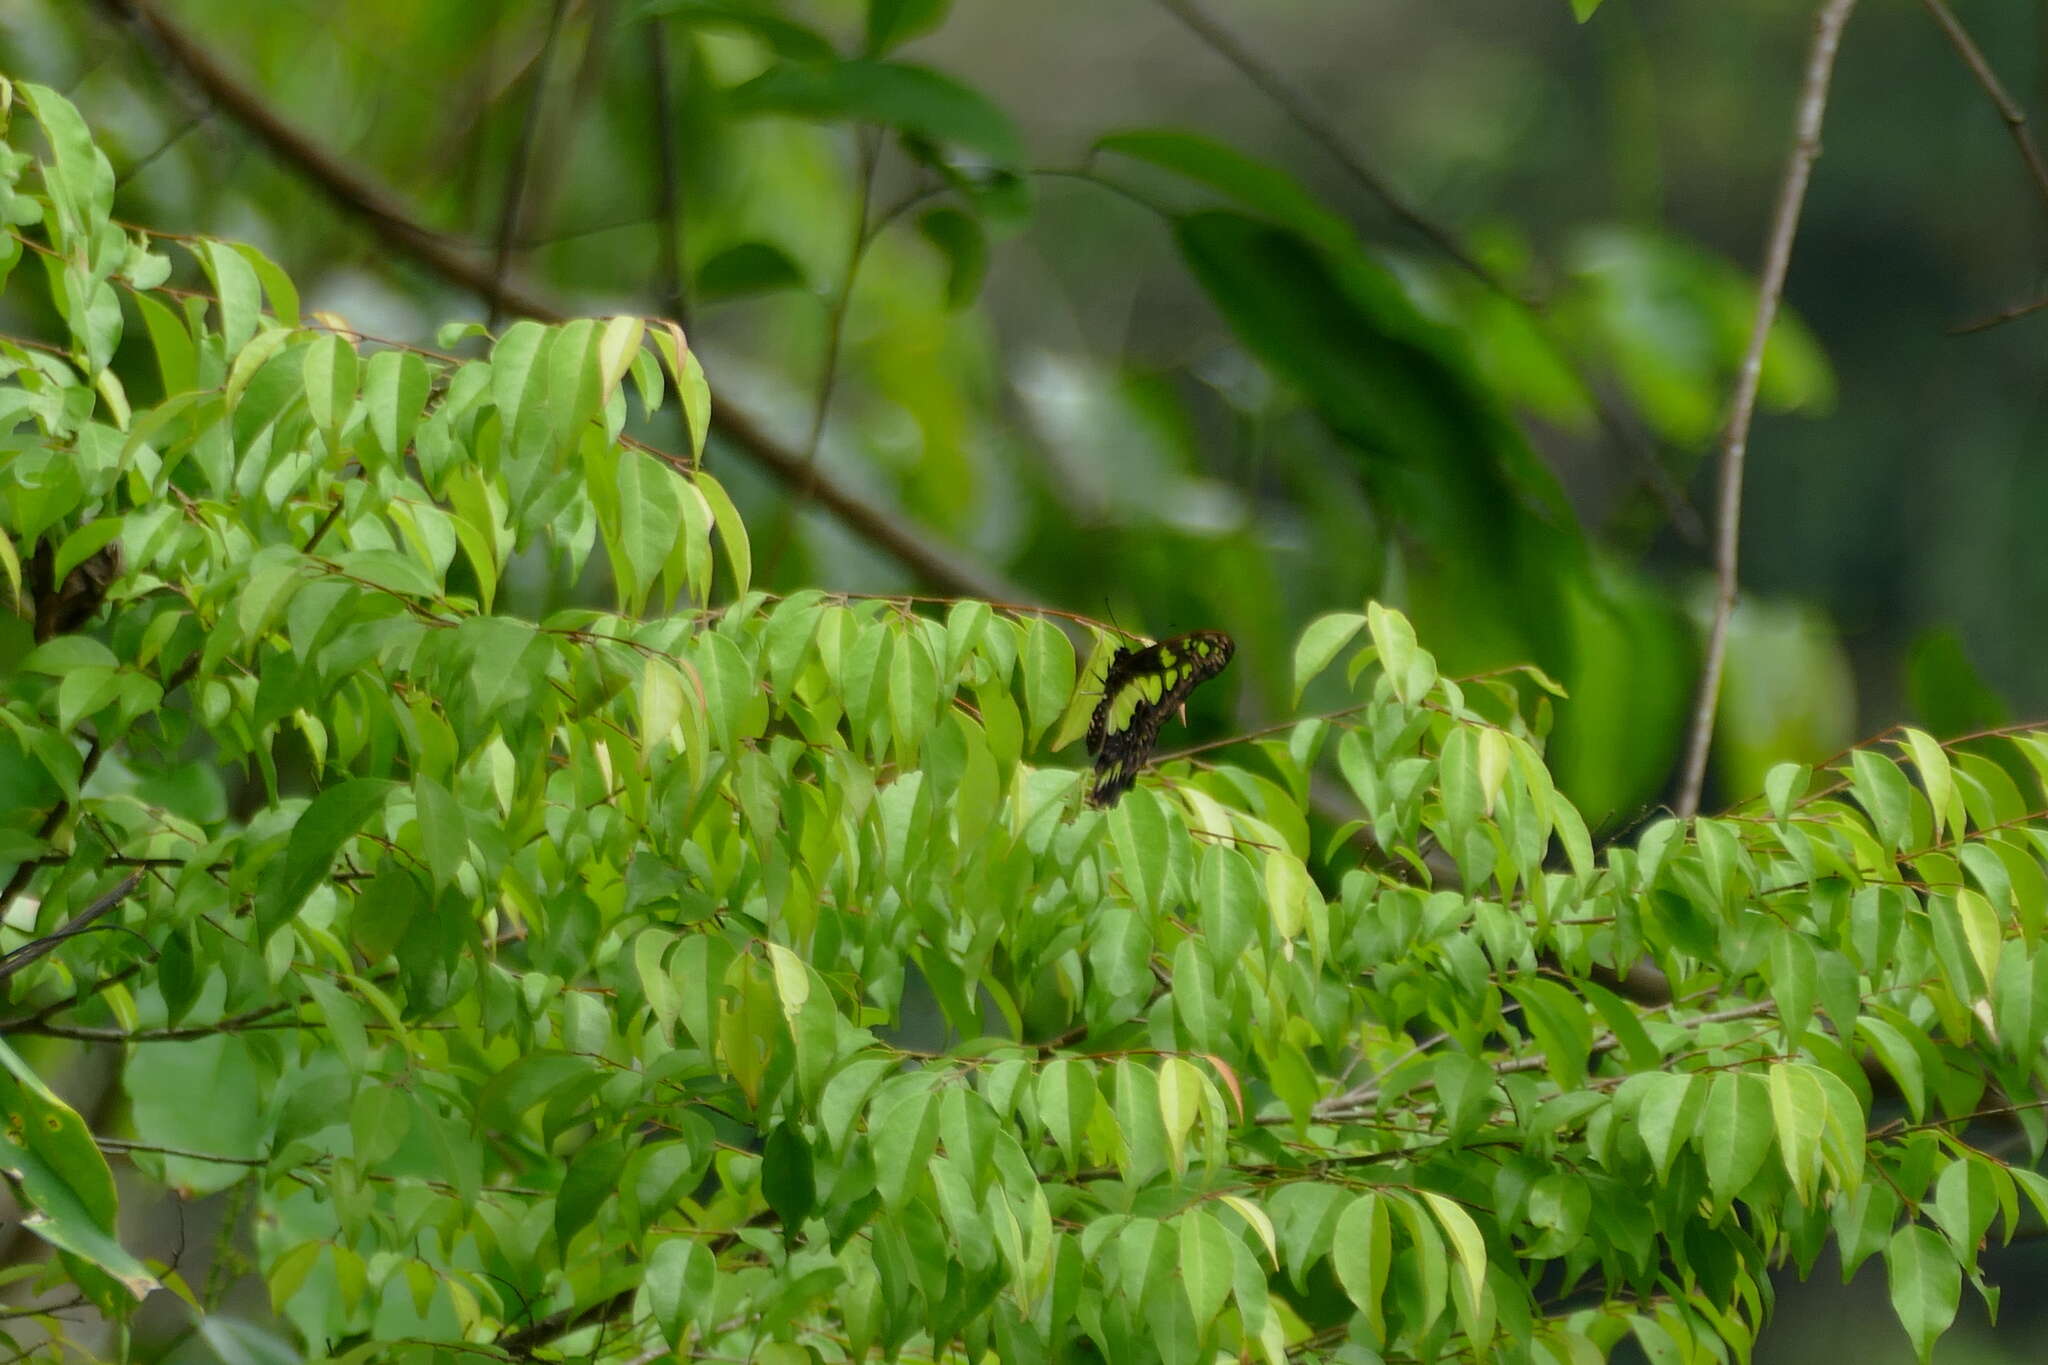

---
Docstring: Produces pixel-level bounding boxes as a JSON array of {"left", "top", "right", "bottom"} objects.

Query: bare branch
[
  {"left": 1949, "top": 291, "right": 2048, "bottom": 334},
  {"left": 1674, "top": 0, "right": 1859, "bottom": 818},
  {"left": 91, "top": 0, "right": 1031, "bottom": 606},
  {"left": 1920, "top": 0, "right": 2048, "bottom": 221},
  {"left": 647, "top": 22, "right": 688, "bottom": 327},
  {"left": 761, "top": 128, "right": 884, "bottom": 579}
]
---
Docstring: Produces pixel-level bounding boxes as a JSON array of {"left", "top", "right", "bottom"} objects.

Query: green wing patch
[{"left": 1085, "top": 630, "right": 1235, "bottom": 809}]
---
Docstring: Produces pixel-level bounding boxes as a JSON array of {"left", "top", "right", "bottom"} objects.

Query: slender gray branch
[
  {"left": 647, "top": 21, "right": 688, "bottom": 327},
  {"left": 486, "top": 0, "right": 569, "bottom": 330},
  {"left": 1675, "top": 0, "right": 1859, "bottom": 817},
  {"left": 1920, "top": 0, "right": 2048, "bottom": 221}
]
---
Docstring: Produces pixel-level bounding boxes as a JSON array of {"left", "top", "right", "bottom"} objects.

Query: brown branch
[
  {"left": 0, "top": 872, "right": 144, "bottom": 985},
  {"left": 647, "top": 22, "right": 688, "bottom": 327},
  {"left": 1311, "top": 998, "right": 1783, "bottom": 1121},
  {"left": 1153, "top": 0, "right": 1495, "bottom": 286},
  {"left": 1920, "top": 0, "right": 2048, "bottom": 221},
  {"left": 1674, "top": 0, "right": 1860, "bottom": 818},
  {"left": 1949, "top": 291, "right": 2048, "bottom": 334},
  {"left": 92, "top": 0, "right": 1030, "bottom": 606},
  {"left": 486, "top": 0, "right": 570, "bottom": 330}
]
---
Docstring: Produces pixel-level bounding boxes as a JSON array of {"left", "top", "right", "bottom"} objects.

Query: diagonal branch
[
  {"left": 90, "top": 0, "right": 1029, "bottom": 606},
  {"left": 0, "top": 872, "right": 144, "bottom": 985},
  {"left": 1919, "top": 0, "right": 2048, "bottom": 221},
  {"left": 486, "top": 0, "right": 570, "bottom": 329},
  {"left": 1674, "top": 0, "right": 1860, "bottom": 817}
]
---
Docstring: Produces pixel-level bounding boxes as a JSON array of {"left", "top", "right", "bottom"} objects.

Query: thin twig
[
  {"left": 487, "top": 0, "right": 569, "bottom": 330},
  {"left": 92, "top": 0, "right": 1030, "bottom": 606},
  {"left": 762, "top": 128, "right": 883, "bottom": 579},
  {"left": 1949, "top": 291, "right": 2048, "bottom": 334},
  {"left": 1154, "top": 0, "right": 1495, "bottom": 285},
  {"left": 647, "top": 21, "right": 688, "bottom": 327},
  {"left": 1150, "top": 0, "right": 1705, "bottom": 545},
  {"left": 1920, "top": 0, "right": 2048, "bottom": 221},
  {"left": 1674, "top": 0, "right": 1860, "bottom": 818},
  {"left": 1312, "top": 998, "right": 1780, "bottom": 1120},
  {"left": 0, "top": 873, "right": 144, "bottom": 984}
]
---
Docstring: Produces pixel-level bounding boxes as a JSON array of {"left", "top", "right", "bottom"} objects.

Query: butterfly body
[{"left": 1085, "top": 629, "right": 1235, "bottom": 808}]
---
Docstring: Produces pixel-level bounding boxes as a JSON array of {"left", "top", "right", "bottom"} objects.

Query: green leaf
[
  {"left": 1419, "top": 1190, "right": 1491, "bottom": 1345},
  {"left": 1367, "top": 602, "right": 1435, "bottom": 704},
  {"left": 1570, "top": 0, "right": 1605, "bottom": 19},
  {"left": 1097, "top": 128, "right": 1351, "bottom": 252},
  {"left": 1292, "top": 611, "right": 1368, "bottom": 703},
  {"left": 695, "top": 241, "right": 809, "bottom": 303},
  {"left": 0, "top": 1040, "right": 154, "bottom": 1298},
  {"left": 554, "top": 1137, "right": 628, "bottom": 1253},
  {"left": 634, "top": 0, "right": 835, "bottom": 60},
  {"left": 1330, "top": 1191, "right": 1391, "bottom": 1340},
  {"left": 727, "top": 60, "right": 1023, "bottom": 170},
  {"left": 1885, "top": 1223, "right": 1960, "bottom": 1364},
  {"left": 694, "top": 472, "right": 752, "bottom": 599},
  {"left": 134, "top": 290, "right": 197, "bottom": 396},
  {"left": 871, "top": 1087, "right": 940, "bottom": 1207},
  {"left": 481, "top": 1052, "right": 601, "bottom": 1132},
  {"left": 363, "top": 348, "right": 430, "bottom": 466},
  {"left": 1036, "top": 1059, "right": 1095, "bottom": 1167},
  {"left": 643, "top": 1236, "right": 717, "bottom": 1350},
  {"left": 1176, "top": 1208, "right": 1233, "bottom": 1334},
  {"left": 1766, "top": 1063, "right": 1827, "bottom": 1204},
  {"left": 1433, "top": 1052, "right": 1497, "bottom": 1141},
  {"left": 1850, "top": 749, "right": 1916, "bottom": 852},
  {"left": 198, "top": 239, "right": 264, "bottom": 355},
  {"left": 1697, "top": 1072, "right": 1774, "bottom": 1206},
  {"left": 867, "top": 0, "right": 952, "bottom": 52},
  {"left": 1019, "top": 615, "right": 1075, "bottom": 748},
  {"left": 256, "top": 780, "right": 397, "bottom": 939},
  {"left": 917, "top": 207, "right": 987, "bottom": 309}
]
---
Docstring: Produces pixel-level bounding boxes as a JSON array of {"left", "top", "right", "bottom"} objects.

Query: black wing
[{"left": 1084, "top": 631, "right": 1234, "bottom": 809}]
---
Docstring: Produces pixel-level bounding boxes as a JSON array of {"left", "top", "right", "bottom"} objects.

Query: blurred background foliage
[{"left": 7, "top": 2, "right": 2047, "bottom": 1350}]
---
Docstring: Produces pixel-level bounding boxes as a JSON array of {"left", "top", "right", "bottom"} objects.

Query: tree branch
[
  {"left": 1674, "top": 0, "right": 1859, "bottom": 818},
  {"left": 646, "top": 21, "right": 688, "bottom": 327},
  {"left": 485, "top": 0, "right": 570, "bottom": 330},
  {"left": 1311, "top": 998, "right": 1783, "bottom": 1121},
  {"left": 0, "top": 872, "right": 144, "bottom": 985},
  {"left": 1920, "top": 0, "right": 2048, "bottom": 222},
  {"left": 91, "top": 0, "right": 1030, "bottom": 606}
]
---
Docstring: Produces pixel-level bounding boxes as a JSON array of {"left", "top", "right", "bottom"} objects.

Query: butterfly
[{"left": 1084, "top": 630, "right": 1235, "bottom": 809}]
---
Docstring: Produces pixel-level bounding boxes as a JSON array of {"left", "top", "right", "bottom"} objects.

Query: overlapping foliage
[{"left": 3, "top": 79, "right": 2046, "bottom": 1365}]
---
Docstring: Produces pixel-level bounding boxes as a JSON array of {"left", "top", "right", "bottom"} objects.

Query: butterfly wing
[{"left": 1085, "top": 631, "right": 1234, "bottom": 808}]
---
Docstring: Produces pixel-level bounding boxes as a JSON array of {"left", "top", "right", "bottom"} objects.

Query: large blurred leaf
[
  {"left": 633, "top": 0, "right": 835, "bottom": 60},
  {"left": 1563, "top": 226, "right": 1835, "bottom": 452},
  {"left": 1713, "top": 595, "right": 1857, "bottom": 802},
  {"left": 1175, "top": 209, "right": 1691, "bottom": 813},
  {"left": 1906, "top": 627, "right": 2008, "bottom": 739},
  {"left": 726, "top": 60, "right": 1022, "bottom": 170}
]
